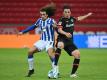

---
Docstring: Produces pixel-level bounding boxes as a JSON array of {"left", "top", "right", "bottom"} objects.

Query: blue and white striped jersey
[
  {"left": 22, "top": 18, "right": 55, "bottom": 42},
  {"left": 35, "top": 18, "right": 55, "bottom": 41}
]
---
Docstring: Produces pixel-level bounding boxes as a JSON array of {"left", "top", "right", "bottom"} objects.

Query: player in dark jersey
[{"left": 52, "top": 4, "right": 92, "bottom": 78}]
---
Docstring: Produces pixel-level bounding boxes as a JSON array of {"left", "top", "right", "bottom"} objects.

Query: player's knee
[
  {"left": 57, "top": 42, "right": 64, "bottom": 49},
  {"left": 47, "top": 48, "right": 54, "bottom": 57},
  {"left": 28, "top": 47, "right": 37, "bottom": 55},
  {"left": 56, "top": 48, "right": 61, "bottom": 53},
  {"left": 72, "top": 50, "right": 80, "bottom": 59},
  {"left": 28, "top": 49, "right": 34, "bottom": 55}
]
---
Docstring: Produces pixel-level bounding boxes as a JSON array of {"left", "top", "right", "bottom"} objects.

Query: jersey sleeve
[
  {"left": 57, "top": 18, "right": 63, "bottom": 28},
  {"left": 34, "top": 18, "right": 41, "bottom": 26},
  {"left": 51, "top": 18, "right": 56, "bottom": 25},
  {"left": 72, "top": 17, "right": 77, "bottom": 22},
  {"left": 21, "top": 25, "right": 37, "bottom": 33},
  {"left": 21, "top": 18, "right": 41, "bottom": 33}
]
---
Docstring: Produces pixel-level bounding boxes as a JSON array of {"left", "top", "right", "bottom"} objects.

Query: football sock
[
  {"left": 28, "top": 55, "right": 34, "bottom": 70},
  {"left": 49, "top": 57, "right": 55, "bottom": 63},
  {"left": 49, "top": 57, "right": 55, "bottom": 68},
  {"left": 54, "top": 48, "right": 61, "bottom": 65},
  {"left": 71, "top": 58, "right": 80, "bottom": 74}
]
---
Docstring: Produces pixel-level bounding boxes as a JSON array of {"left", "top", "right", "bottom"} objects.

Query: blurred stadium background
[
  {"left": 0, "top": 0, "right": 107, "bottom": 80},
  {"left": 0, "top": 0, "right": 107, "bottom": 48}
]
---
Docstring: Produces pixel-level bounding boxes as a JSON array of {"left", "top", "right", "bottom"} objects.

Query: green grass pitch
[{"left": 0, "top": 48, "right": 107, "bottom": 80}]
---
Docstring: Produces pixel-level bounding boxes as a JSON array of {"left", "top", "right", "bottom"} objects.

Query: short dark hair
[
  {"left": 40, "top": 3, "right": 56, "bottom": 17},
  {"left": 63, "top": 4, "right": 71, "bottom": 10}
]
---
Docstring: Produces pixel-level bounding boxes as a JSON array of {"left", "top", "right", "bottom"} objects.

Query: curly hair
[{"left": 40, "top": 2, "right": 56, "bottom": 17}]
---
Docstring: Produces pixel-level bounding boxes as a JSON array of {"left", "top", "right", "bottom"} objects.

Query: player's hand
[
  {"left": 65, "top": 33, "right": 72, "bottom": 38},
  {"left": 18, "top": 32, "right": 23, "bottom": 35},
  {"left": 52, "top": 22, "right": 57, "bottom": 28},
  {"left": 16, "top": 32, "right": 23, "bottom": 37},
  {"left": 87, "top": 12, "right": 92, "bottom": 16}
]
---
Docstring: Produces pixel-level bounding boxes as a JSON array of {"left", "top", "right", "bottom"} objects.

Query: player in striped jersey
[{"left": 18, "top": 3, "right": 57, "bottom": 77}]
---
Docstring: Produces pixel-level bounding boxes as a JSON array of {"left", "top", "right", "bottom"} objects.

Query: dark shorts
[{"left": 57, "top": 37, "right": 78, "bottom": 56}]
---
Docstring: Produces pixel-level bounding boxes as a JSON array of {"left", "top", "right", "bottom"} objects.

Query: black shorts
[{"left": 57, "top": 37, "right": 78, "bottom": 56}]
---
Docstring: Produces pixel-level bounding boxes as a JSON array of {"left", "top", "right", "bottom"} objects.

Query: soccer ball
[
  {"left": 48, "top": 69, "right": 59, "bottom": 79},
  {"left": 48, "top": 70, "right": 54, "bottom": 78}
]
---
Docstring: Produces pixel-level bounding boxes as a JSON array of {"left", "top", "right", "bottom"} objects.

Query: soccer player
[
  {"left": 19, "top": 3, "right": 57, "bottom": 77},
  {"left": 52, "top": 4, "right": 92, "bottom": 78}
]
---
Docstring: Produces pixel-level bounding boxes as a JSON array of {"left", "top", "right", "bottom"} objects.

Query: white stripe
[{"left": 38, "top": 18, "right": 55, "bottom": 41}]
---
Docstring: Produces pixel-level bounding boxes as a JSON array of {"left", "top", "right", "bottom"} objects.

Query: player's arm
[
  {"left": 52, "top": 22, "right": 57, "bottom": 28},
  {"left": 19, "top": 18, "right": 41, "bottom": 34},
  {"left": 54, "top": 30, "right": 58, "bottom": 45},
  {"left": 57, "top": 22, "right": 71, "bottom": 38},
  {"left": 19, "top": 25, "right": 37, "bottom": 35},
  {"left": 52, "top": 19, "right": 57, "bottom": 28},
  {"left": 58, "top": 27, "right": 71, "bottom": 38},
  {"left": 77, "top": 12, "right": 92, "bottom": 21}
]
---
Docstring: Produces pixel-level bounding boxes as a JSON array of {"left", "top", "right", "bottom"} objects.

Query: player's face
[
  {"left": 40, "top": 11, "right": 48, "bottom": 21},
  {"left": 63, "top": 9, "right": 71, "bottom": 18}
]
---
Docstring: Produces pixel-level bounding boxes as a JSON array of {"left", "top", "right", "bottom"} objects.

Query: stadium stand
[{"left": 0, "top": 0, "right": 107, "bottom": 34}]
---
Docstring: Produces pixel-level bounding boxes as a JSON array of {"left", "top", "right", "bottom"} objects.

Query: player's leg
[
  {"left": 27, "top": 40, "right": 46, "bottom": 77},
  {"left": 54, "top": 42, "right": 64, "bottom": 66},
  {"left": 52, "top": 41, "right": 64, "bottom": 78},
  {"left": 46, "top": 41, "right": 55, "bottom": 68},
  {"left": 47, "top": 47, "right": 59, "bottom": 79},
  {"left": 27, "top": 46, "right": 39, "bottom": 77},
  {"left": 47, "top": 48, "right": 55, "bottom": 67},
  {"left": 64, "top": 43, "right": 80, "bottom": 78},
  {"left": 71, "top": 49, "right": 80, "bottom": 77},
  {"left": 46, "top": 41, "right": 59, "bottom": 78}
]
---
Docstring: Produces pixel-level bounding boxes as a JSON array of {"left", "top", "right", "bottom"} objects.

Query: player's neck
[{"left": 42, "top": 17, "right": 49, "bottom": 21}]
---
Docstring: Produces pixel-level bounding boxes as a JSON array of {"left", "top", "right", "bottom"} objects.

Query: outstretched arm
[
  {"left": 19, "top": 25, "right": 37, "bottom": 34},
  {"left": 77, "top": 12, "right": 92, "bottom": 21}
]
